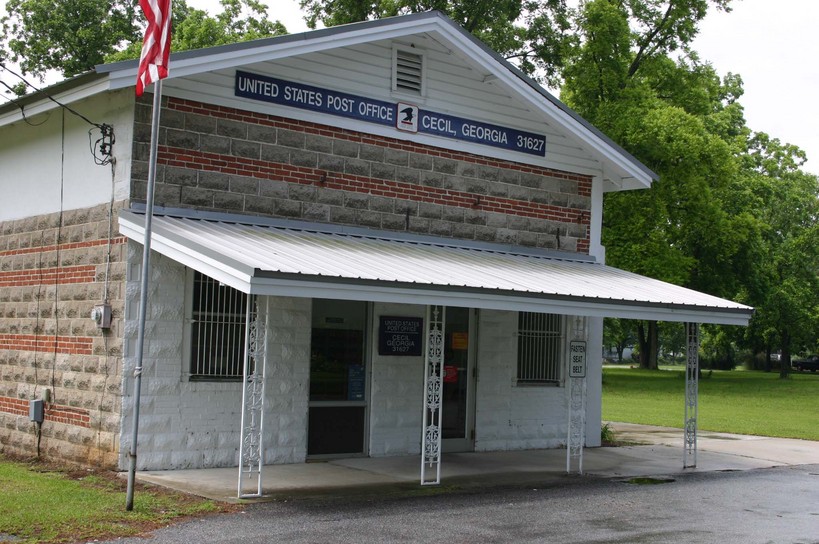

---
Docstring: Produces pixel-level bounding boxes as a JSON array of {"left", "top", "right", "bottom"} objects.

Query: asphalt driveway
[
  {"left": 111, "top": 463, "right": 819, "bottom": 543},
  {"left": 110, "top": 423, "right": 819, "bottom": 543}
]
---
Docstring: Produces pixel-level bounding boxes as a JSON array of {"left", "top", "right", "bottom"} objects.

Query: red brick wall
[
  {"left": 0, "top": 334, "right": 93, "bottom": 355},
  {"left": 0, "top": 396, "right": 91, "bottom": 428},
  {"left": 133, "top": 96, "right": 592, "bottom": 253},
  {"left": 0, "top": 204, "right": 126, "bottom": 467}
]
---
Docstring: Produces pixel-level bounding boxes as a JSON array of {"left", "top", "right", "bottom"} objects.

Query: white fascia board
[
  {"left": 118, "top": 211, "right": 254, "bottom": 293},
  {"left": 247, "top": 276, "right": 751, "bottom": 326},
  {"left": 0, "top": 79, "right": 111, "bottom": 128},
  {"left": 104, "top": 20, "right": 443, "bottom": 91},
  {"left": 430, "top": 27, "right": 653, "bottom": 189}
]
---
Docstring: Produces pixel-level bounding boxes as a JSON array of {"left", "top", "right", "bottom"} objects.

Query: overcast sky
[
  {"left": 691, "top": 0, "right": 819, "bottom": 174},
  {"left": 2, "top": 0, "right": 816, "bottom": 173}
]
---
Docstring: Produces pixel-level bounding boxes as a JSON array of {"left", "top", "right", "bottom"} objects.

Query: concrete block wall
[
  {"left": 119, "top": 244, "right": 310, "bottom": 470},
  {"left": 132, "top": 96, "right": 592, "bottom": 253},
  {"left": 0, "top": 203, "right": 127, "bottom": 467},
  {"left": 119, "top": 244, "right": 198, "bottom": 470},
  {"left": 474, "top": 310, "right": 567, "bottom": 451},
  {"left": 259, "top": 295, "right": 310, "bottom": 464},
  {"left": 368, "top": 305, "right": 571, "bottom": 457},
  {"left": 368, "top": 303, "right": 425, "bottom": 457}
]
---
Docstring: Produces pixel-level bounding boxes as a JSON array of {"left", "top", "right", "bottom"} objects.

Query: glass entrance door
[
  {"left": 441, "top": 307, "right": 476, "bottom": 452},
  {"left": 308, "top": 299, "right": 368, "bottom": 456}
]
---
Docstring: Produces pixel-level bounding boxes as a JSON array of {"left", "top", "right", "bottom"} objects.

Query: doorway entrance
[
  {"left": 441, "top": 307, "right": 477, "bottom": 452},
  {"left": 307, "top": 299, "right": 369, "bottom": 457}
]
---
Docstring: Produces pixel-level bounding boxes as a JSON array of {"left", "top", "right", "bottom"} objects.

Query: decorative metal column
[
  {"left": 566, "top": 316, "right": 587, "bottom": 474},
  {"left": 238, "top": 295, "right": 267, "bottom": 498},
  {"left": 684, "top": 322, "right": 699, "bottom": 469},
  {"left": 421, "top": 305, "right": 445, "bottom": 485}
]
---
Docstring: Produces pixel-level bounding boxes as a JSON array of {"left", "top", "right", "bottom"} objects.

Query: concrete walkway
[{"left": 133, "top": 422, "right": 819, "bottom": 502}]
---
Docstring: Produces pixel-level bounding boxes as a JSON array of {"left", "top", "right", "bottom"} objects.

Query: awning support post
[
  {"left": 684, "top": 322, "right": 699, "bottom": 468},
  {"left": 421, "top": 305, "right": 444, "bottom": 485},
  {"left": 238, "top": 296, "right": 267, "bottom": 498},
  {"left": 566, "top": 316, "right": 587, "bottom": 474}
]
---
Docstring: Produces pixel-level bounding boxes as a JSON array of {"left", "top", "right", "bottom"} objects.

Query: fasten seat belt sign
[{"left": 569, "top": 341, "right": 586, "bottom": 378}]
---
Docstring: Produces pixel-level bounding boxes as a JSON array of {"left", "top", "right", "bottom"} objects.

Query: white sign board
[{"left": 569, "top": 341, "right": 586, "bottom": 378}]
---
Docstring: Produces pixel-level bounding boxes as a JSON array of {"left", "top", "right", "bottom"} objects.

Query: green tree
[
  {"left": 108, "top": 0, "right": 287, "bottom": 63},
  {"left": 549, "top": 2, "right": 817, "bottom": 378},
  {"left": 557, "top": 0, "right": 751, "bottom": 369},
  {"left": 299, "top": 0, "right": 527, "bottom": 48},
  {"left": 298, "top": 0, "right": 576, "bottom": 87},
  {"left": 1, "top": 0, "right": 287, "bottom": 83},
  {"left": 1, "top": 0, "right": 140, "bottom": 79},
  {"left": 603, "top": 318, "right": 636, "bottom": 362},
  {"left": 295, "top": 0, "right": 819, "bottom": 378},
  {"left": 738, "top": 138, "right": 819, "bottom": 377},
  {"left": 659, "top": 321, "right": 685, "bottom": 362}
]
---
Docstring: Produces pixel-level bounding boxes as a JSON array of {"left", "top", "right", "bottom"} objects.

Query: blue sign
[
  {"left": 235, "top": 71, "right": 546, "bottom": 156},
  {"left": 378, "top": 316, "right": 423, "bottom": 356},
  {"left": 416, "top": 110, "right": 545, "bottom": 156},
  {"left": 236, "top": 70, "right": 395, "bottom": 127},
  {"left": 347, "top": 364, "right": 365, "bottom": 401}
]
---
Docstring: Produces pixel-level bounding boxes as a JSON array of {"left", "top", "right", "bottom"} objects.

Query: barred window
[
  {"left": 189, "top": 271, "right": 247, "bottom": 380},
  {"left": 517, "top": 312, "right": 563, "bottom": 384}
]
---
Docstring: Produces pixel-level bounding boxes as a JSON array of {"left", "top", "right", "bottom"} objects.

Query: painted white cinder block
[
  {"left": 474, "top": 310, "right": 567, "bottom": 452},
  {"left": 368, "top": 303, "right": 425, "bottom": 457},
  {"left": 261, "top": 295, "right": 311, "bottom": 465},
  {"left": 0, "top": 89, "right": 134, "bottom": 222},
  {"left": 120, "top": 245, "right": 310, "bottom": 470}
]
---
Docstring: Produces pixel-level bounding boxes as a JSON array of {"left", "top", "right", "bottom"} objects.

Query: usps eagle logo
[{"left": 396, "top": 102, "right": 419, "bottom": 133}]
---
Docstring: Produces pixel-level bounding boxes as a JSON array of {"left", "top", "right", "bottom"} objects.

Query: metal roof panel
[{"left": 118, "top": 210, "right": 752, "bottom": 325}]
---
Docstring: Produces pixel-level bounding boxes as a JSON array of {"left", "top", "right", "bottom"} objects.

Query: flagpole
[{"left": 126, "top": 78, "right": 163, "bottom": 511}]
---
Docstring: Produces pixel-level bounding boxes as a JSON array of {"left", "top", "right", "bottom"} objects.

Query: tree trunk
[
  {"left": 636, "top": 320, "right": 659, "bottom": 369},
  {"left": 780, "top": 331, "right": 791, "bottom": 379},
  {"left": 636, "top": 321, "right": 648, "bottom": 367},
  {"left": 647, "top": 320, "right": 659, "bottom": 369}
]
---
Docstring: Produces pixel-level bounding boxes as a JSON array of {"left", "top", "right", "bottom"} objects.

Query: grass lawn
[
  {"left": 0, "top": 457, "right": 227, "bottom": 544},
  {"left": 602, "top": 367, "right": 819, "bottom": 441}
]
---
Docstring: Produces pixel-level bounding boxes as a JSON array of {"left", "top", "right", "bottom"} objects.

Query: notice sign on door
[
  {"left": 348, "top": 364, "right": 365, "bottom": 401},
  {"left": 569, "top": 341, "right": 586, "bottom": 378},
  {"left": 378, "top": 316, "right": 423, "bottom": 356}
]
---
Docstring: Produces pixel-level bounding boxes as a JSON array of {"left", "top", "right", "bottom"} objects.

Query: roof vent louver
[{"left": 394, "top": 49, "right": 424, "bottom": 95}]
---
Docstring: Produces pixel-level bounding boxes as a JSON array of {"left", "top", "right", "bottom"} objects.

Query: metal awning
[{"left": 118, "top": 209, "right": 753, "bottom": 325}]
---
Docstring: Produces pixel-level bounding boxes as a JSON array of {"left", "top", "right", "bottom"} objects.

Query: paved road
[{"left": 112, "top": 464, "right": 819, "bottom": 544}]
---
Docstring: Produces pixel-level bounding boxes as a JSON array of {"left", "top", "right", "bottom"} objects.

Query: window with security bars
[
  {"left": 189, "top": 271, "right": 248, "bottom": 380},
  {"left": 517, "top": 312, "right": 563, "bottom": 384}
]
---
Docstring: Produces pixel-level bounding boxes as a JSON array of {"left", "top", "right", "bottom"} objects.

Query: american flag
[{"left": 136, "top": 0, "right": 171, "bottom": 96}]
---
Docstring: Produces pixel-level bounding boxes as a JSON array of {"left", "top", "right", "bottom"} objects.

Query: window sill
[
  {"left": 514, "top": 380, "right": 562, "bottom": 387},
  {"left": 188, "top": 375, "right": 243, "bottom": 383}
]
